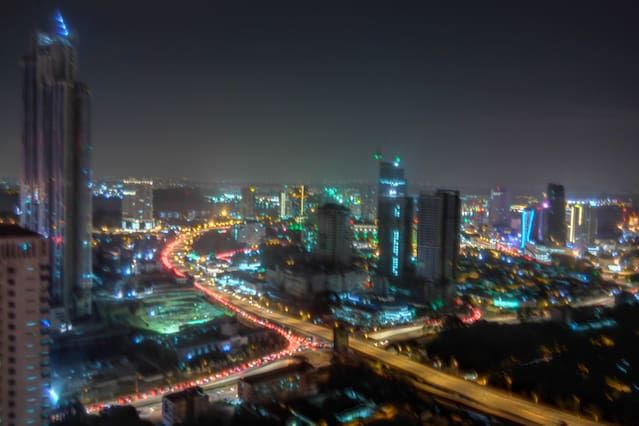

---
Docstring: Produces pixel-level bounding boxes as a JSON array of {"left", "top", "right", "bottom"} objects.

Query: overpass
[
  {"left": 195, "top": 283, "right": 601, "bottom": 426},
  {"left": 169, "top": 227, "right": 602, "bottom": 426}
]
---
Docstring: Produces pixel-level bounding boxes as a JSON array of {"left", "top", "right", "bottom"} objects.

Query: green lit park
[{"left": 112, "top": 290, "right": 232, "bottom": 334}]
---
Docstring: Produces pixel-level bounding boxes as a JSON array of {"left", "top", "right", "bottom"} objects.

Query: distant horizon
[
  {"left": 2, "top": 1, "right": 638, "bottom": 192},
  {"left": 2, "top": 174, "right": 638, "bottom": 201}
]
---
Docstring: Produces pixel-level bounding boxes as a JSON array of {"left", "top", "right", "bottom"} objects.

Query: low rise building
[
  {"left": 238, "top": 360, "right": 317, "bottom": 404},
  {"left": 267, "top": 262, "right": 367, "bottom": 299},
  {"left": 162, "top": 386, "right": 209, "bottom": 426}
]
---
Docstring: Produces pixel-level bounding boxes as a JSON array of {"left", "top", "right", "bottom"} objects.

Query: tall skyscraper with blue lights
[
  {"left": 376, "top": 155, "right": 412, "bottom": 282},
  {"left": 20, "top": 11, "right": 92, "bottom": 321}
]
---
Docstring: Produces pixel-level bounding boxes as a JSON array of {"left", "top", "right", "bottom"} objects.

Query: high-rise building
[
  {"left": 488, "top": 186, "right": 511, "bottom": 229},
  {"left": 315, "top": 203, "right": 351, "bottom": 266},
  {"left": 20, "top": 11, "right": 92, "bottom": 321},
  {"left": 0, "top": 225, "right": 51, "bottom": 425},
  {"left": 279, "top": 190, "right": 289, "bottom": 219},
  {"left": 280, "top": 185, "right": 308, "bottom": 220},
  {"left": 240, "top": 186, "right": 256, "bottom": 219},
  {"left": 359, "top": 184, "right": 377, "bottom": 222},
  {"left": 546, "top": 183, "right": 566, "bottom": 246},
  {"left": 416, "top": 190, "right": 460, "bottom": 294},
  {"left": 566, "top": 203, "right": 595, "bottom": 245},
  {"left": 290, "top": 185, "right": 307, "bottom": 219},
  {"left": 520, "top": 207, "right": 536, "bottom": 249},
  {"left": 121, "top": 179, "right": 154, "bottom": 231},
  {"left": 376, "top": 156, "right": 412, "bottom": 280}
]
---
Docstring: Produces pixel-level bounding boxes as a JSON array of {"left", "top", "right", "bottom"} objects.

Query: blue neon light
[
  {"left": 48, "top": 388, "right": 60, "bottom": 405},
  {"left": 493, "top": 298, "right": 520, "bottom": 309},
  {"left": 54, "top": 11, "right": 69, "bottom": 37},
  {"left": 391, "top": 229, "right": 400, "bottom": 277},
  {"left": 520, "top": 209, "right": 535, "bottom": 249},
  {"left": 379, "top": 178, "right": 406, "bottom": 187}
]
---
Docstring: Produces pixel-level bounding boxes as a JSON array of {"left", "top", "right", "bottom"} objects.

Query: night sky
[{"left": 1, "top": 1, "right": 638, "bottom": 193}]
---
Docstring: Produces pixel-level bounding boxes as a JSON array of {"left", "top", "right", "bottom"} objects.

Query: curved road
[{"left": 170, "top": 226, "right": 602, "bottom": 426}]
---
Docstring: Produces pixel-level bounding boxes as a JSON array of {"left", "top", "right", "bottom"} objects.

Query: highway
[
  {"left": 133, "top": 357, "right": 306, "bottom": 422},
  {"left": 195, "top": 282, "right": 601, "bottom": 426},
  {"left": 165, "top": 227, "right": 602, "bottom": 426}
]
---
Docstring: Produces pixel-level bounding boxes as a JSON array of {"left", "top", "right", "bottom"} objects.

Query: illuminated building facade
[
  {"left": 0, "top": 226, "right": 51, "bottom": 425},
  {"left": 488, "top": 186, "right": 511, "bottom": 229},
  {"left": 121, "top": 179, "right": 154, "bottom": 231},
  {"left": 376, "top": 156, "right": 412, "bottom": 281},
  {"left": 520, "top": 207, "right": 536, "bottom": 248},
  {"left": 20, "top": 11, "right": 92, "bottom": 320},
  {"left": 545, "top": 183, "right": 566, "bottom": 246},
  {"left": 240, "top": 186, "right": 256, "bottom": 218},
  {"left": 566, "top": 203, "right": 595, "bottom": 245},
  {"left": 417, "top": 189, "right": 460, "bottom": 302},
  {"left": 316, "top": 203, "right": 352, "bottom": 265},
  {"left": 290, "top": 185, "right": 307, "bottom": 219},
  {"left": 279, "top": 190, "right": 289, "bottom": 219}
]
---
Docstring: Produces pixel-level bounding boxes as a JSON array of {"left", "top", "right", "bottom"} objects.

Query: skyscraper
[
  {"left": 20, "top": 11, "right": 92, "bottom": 321},
  {"left": 315, "top": 203, "right": 351, "bottom": 266},
  {"left": 416, "top": 189, "right": 460, "bottom": 303},
  {"left": 377, "top": 156, "right": 412, "bottom": 281},
  {"left": 546, "top": 183, "right": 566, "bottom": 246},
  {"left": 520, "top": 207, "right": 536, "bottom": 249},
  {"left": 240, "top": 186, "right": 256, "bottom": 219},
  {"left": 0, "top": 225, "right": 51, "bottom": 425},
  {"left": 488, "top": 186, "right": 511, "bottom": 229},
  {"left": 121, "top": 179, "right": 154, "bottom": 231},
  {"left": 567, "top": 202, "right": 595, "bottom": 245}
]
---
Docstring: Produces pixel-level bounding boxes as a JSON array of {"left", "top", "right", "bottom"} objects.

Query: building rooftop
[
  {"left": 163, "top": 386, "right": 207, "bottom": 403},
  {"left": 0, "top": 224, "right": 41, "bottom": 238},
  {"left": 240, "top": 360, "right": 314, "bottom": 385}
]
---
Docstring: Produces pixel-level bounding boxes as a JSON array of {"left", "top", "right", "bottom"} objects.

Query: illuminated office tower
[
  {"left": 359, "top": 184, "right": 377, "bottom": 222},
  {"left": 241, "top": 186, "right": 256, "bottom": 219},
  {"left": 0, "top": 225, "right": 51, "bottom": 425},
  {"left": 377, "top": 156, "right": 412, "bottom": 280},
  {"left": 520, "top": 207, "right": 536, "bottom": 249},
  {"left": 279, "top": 190, "right": 289, "bottom": 219},
  {"left": 416, "top": 190, "right": 460, "bottom": 289},
  {"left": 290, "top": 185, "right": 307, "bottom": 219},
  {"left": 280, "top": 185, "right": 307, "bottom": 220},
  {"left": 315, "top": 203, "right": 352, "bottom": 266},
  {"left": 20, "top": 11, "right": 92, "bottom": 321},
  {"left": 545, "top": 183, "right": 566, "bottom": 246},
  {"left": 488, "top": 186, "right": 511, "bottom": 229},
  {"left": 566, "top": 203, "right": 601, "bottom": 245},
  {"left": 121, "top": 179, "right": 154, "bottom": 231}
]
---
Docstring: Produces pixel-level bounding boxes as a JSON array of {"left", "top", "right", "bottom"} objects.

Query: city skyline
[
  {"left": 0, "top": 1, "right": 638, "bottom": 192},
  {"left": 2, "top": 4, "right": 639, "bottom": 426}
]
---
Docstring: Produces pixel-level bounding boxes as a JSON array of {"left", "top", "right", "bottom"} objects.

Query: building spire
[{"left": 53, "top": 9, "right": 69, "bottom": 37}]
